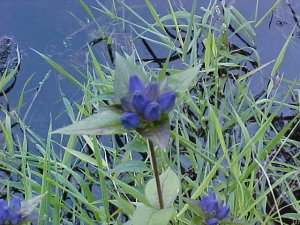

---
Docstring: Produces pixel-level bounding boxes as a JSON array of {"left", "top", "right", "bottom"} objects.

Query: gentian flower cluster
[
  {"left": 0, "top": 197, "right": 22, "bottom": 225},
  {"left": 120, "top": 75, "right": 176, "bottom": 129},
  {"left": 200, "top": 192, "right": 230, "bottom": 225}
]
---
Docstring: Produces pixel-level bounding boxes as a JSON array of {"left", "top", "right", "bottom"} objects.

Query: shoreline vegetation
[{"left": 1, "top": 1, "right": 300, "bottom": 224}]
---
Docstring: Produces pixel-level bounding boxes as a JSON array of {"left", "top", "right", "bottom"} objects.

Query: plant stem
[{"left": 149, "top": 140, "right": 164, "bottom": 209}]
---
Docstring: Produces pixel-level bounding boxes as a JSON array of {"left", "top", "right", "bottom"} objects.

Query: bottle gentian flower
[
  {"left": 200, "top": 191, "right": 230, "bottom": 225},
  {"left": 0, "top": 197, "right": 22, "bottom": 225},
  {"left": 120, "top": 75, "right": 176, "bottom": 129}
]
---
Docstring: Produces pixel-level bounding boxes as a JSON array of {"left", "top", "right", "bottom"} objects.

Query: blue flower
[
  {"left": 199, "top": 191, "right": 230, "bottom": 225},
  {"left": 206, "top": 218, "right": 219, "bottom": 225},
  {"left": 120, "top": 112, "right": 140, "bottom": 129},
  {"left": 120, "top": 75, "right": 176, "bottom": 129},
  {"left": 144, "top": 102, "right": 162, "bottom": 121},
  {"left": 158, "top": 91, "right": 176, "bottom": 112},
  {"left": 132, "top": 91, "right": 149, "bottom": 113},
  {"left": 128, "top": 75, "right": 145, "bottom": 95},
  {"left": 0, "top": 197, "right": 22, "bottom": 225},
  {"left": 144, "top": 81, "right": 160, "bottom": 101}
]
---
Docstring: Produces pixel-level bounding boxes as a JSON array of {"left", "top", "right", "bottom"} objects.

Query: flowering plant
[
  {"left": 53, "top": 53, "right": 199, "bottom": 149},
  {"left": 0, "top": 194, "right": 45, "bottom": 225},
  {"left": 0, "top": 197, "right": 22, "bottom": 225},
  {"left": 52, "top": 53, "right": 200, "bottom": 225},
  {"left": 199, "top": 191, "right": 230, "bottom": 225},
  {"left": 120, "top": 75, "right": 176, "bottom": 129}
]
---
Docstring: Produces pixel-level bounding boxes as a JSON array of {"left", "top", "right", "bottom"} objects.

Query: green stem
[{"left": 149, "top": 140, "right": 164, "bottom": 209}]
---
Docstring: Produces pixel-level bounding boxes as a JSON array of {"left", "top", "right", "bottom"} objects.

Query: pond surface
[{"left": 1, "top": 0, "right": 300, "bottom": 136}]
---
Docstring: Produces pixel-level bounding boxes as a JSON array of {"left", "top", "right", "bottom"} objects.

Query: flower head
[
  {"left": 120, "top": 75, "right": 176, "bottom": 129},
  {"left": 199, "top": 191, "right": 230, "bottom": 225},
  {"left": 0, "top": 197, "right": 22, "bottom": 225}
]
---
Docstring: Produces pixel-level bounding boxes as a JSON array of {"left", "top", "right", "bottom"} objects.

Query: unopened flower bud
[
  {"left": 0, "top": 197, "right": 22, "bottom": 225},
  {"left": 144, "top": 81, "right": 160, "bottom": 101},
  {"left": 120, "top": 112, "right": 140, "bottom": 129},
  {"left": 217, "top": 206, "right": 230, "bottom": 219},
  {"left": 128, "top": 75, "right": 145, "bottom": 95},
  {"left": 132, "top": 91, "right": 149, "bottom": 113},
  {"left": 144, "top": 102, "right": 162, "bottom": 121},
  {"left": 206, "top": 218, "right": 219, "bottom": 225},
  {"left": 158, "top": 91, "right": 176, "bottom": 112}
]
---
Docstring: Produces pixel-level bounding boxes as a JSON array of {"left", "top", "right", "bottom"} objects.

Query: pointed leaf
[
  {"left": 113, "top": 53, "right": 148, "bottom": 101},
  {"left": 138, "top": 120, "right": 170, "bottom": 150},
  {"left": 53, "top": 108, "right": 127, "bottom": 135},
  {"left": 132, "top": 205, "right": 173, "bottom": 225},
  {"left": 168, "top": 65, "right": 200, "bottom": 94},
  {"left": 109, "top": 160, "right": 150, "bottom": 173},
  {"left": 145, "top": 168, "right": 179, "bottom": 209}
]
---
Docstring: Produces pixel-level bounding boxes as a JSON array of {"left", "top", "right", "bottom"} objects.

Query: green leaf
[
  {"left": 168, "top": 65, "right": 200, "bottom": 94},
  {"left": 132, "top": 205, "right": 173, "bottom": 225},
  {"left": 281, "top": 213, "right": 300, "bottom": 220},
  {"left": 109, "top": 160, "right": 150, "bottom": 173},
  {"left": 52, "top": 107, "right": 126, "bottom": 135},
  {"left": 255, "top": 0, "right": 282, "bottom": 28},
  {"left": 63, "top": 147, "right": 108, "bottom": 168},
  {"left": 113, "top": 53, "right": 148, "bottom": 101},
  {"left": 123, "top": 138, "right": 148, "bottom": 153},
  {"left": 271, "top": 25, "right": 296, "bottom": 77},
  {"left": 32, "top": 49, "right": 88, "bottom": 93},
  {"left": 145, "top": 168, "right": 179, "bottom": 209},
  {"left": 139, "top": 120, "right": 170, "bottom": 150}
]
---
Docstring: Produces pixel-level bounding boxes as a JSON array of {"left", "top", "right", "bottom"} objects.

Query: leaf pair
[{"left": 131, "top": 168, "right": 180, "bottom": 225}]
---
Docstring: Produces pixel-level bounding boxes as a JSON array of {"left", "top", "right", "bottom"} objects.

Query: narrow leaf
[
  {"left": 168, "top": 65, "right": 200, "bottom": 94},
  {"left": 53, "top": 108, "right": 126, "bottom": 135},
  {"left": 271, "top": 25, "right": 296, "bottom": 77}
]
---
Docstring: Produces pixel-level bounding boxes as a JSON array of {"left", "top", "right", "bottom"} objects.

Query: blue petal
[
  {"left": 144, "top": 102, "right": 162, "bottom": 121},
  {"left": 144, "top": 81, "right": 160, "bottom": 101},
  {"left": 0, "top": 199, "right": 7, "bottom": 209},
  {"left": 207, "top": 201, "right": 218, "bottom": 213},
  {"left": 200, "top": 192, "right": 218, "bottom": 213},
  {"left": 128, "top": 75, "right": 145, "bottom": 95},
  {"left": 158, "top": 91, "right": 176, "bottom": 112},
  {"left": 208, "top": 191, "right": 216, "bottom": 201},
  {"left": 10, "top": 197, "right": 21, "bottom": 211},
  {"left": 217, "top": 205, "right": 230, "bottom": 219},
  {"left": 10, "top": 213, "right": 22, "bottom": 225},
  {"left": 200, "top": 195, "right": 210, "bottom": 212},
  {"left": 132, "top": 91, "right": 149, "bottom": 113},
  {"left": 206, "top": 217, "right": 219, "bottom": 225},
  {"left": 2, "top": 207, "right": 11, "bottom": 220},
  {"left": 120, "top": 112, "right": 140, "bottom": 129}
]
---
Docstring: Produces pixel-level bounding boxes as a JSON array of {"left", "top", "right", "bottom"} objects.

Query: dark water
[
  {"left": 1, "top": 0, "right": 299, "bottom": 135},
  {"left": 0, "top": 0, "right": 92, "bottom": 135}
]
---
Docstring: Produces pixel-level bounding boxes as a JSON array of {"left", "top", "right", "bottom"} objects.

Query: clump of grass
[{"left": 1, "top": 1, "right": 300, "bottom": 225}]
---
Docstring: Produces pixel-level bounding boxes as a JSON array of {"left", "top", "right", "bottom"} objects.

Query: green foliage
[
  {"left": 145, "top": 168, "right": 179, "bottom": 209},
  {"left": 113, "top": 53, "right": 148, "bottom": 102},
  {"left": 52, "top": 107, "right": 126, "bottom": 135},
  {"left": 131, "top": 206, "right": 173, "bottom": 225}
]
